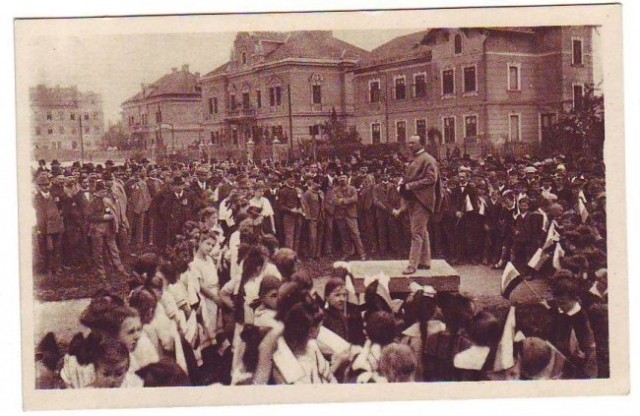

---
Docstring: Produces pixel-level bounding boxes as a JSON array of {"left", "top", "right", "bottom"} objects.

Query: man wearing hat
[
  {"left": 126, "top": 166, "right": 151, "bottom": 249},
  {"left": 87, "top": 180, "right": 127, "bottom": 282},
  {"left": 399, "top": 135, "right": 442, "bottom": 274},
  {"left": 277, "top": 173, "right": 303, "bottom": 251},
  {"left": 372, "top": 172, "right": 396, "bottom": 255},
  {"left": 160, "top": 176, "right": 195, "bottom": 248},
  {"left": 190, "top": 165, "right": 214, "bottom": 216},
  {"left": 334, "top": 173, "right": 366, "bottom": 261},
  {"left": 301, "top": 176, "right": 324, "bottom": 259},
  {"left": 33, "top": 174, "right": 64, "bottom": 276}
]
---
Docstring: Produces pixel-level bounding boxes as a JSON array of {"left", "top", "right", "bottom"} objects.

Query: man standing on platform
[{"left": 399, "top": 135, "right": 441, "bottom": 275}]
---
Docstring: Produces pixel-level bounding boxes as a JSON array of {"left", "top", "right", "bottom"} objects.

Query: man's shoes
[
  {"left": 402, "top": 266, "right": 417, "bottom": 275},
  {"left": 360, "top": 254, "right": 368, "bottom": 261},
  {"left": 417, "top": 264, "right": 431, "bottom": 270}
]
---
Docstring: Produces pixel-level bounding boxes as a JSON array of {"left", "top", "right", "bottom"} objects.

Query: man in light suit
[{"left": 399, "top": 135, "right": 441, "bottom": 274}]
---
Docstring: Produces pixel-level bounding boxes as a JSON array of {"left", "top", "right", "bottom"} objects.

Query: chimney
[
  {"left": 182, "top": 64, "right": 189, "bottom": 73},
  {"left": 172, "top": 67, "right": 178, "bottom": 74},
  {"left": 141, "top": 83, "right": 146, "bottom": 97}
]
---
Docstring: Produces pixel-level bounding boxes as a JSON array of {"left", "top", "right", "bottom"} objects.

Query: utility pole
[
  {"left": 78, "top": 110, "right": 85, "bottom": 163},
  {"left": 287, "top": 84, "right": 294, "bottom": 155}
]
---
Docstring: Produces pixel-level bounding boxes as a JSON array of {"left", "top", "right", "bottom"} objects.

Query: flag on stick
[
  {"left": 553, "top": 242, "right": 566, "bottom": 270},
  {"left": 501, "top": 262, "right": 523, "bottom": 299},
  {"left": 493, "top": 306, "right": 518, "bottom": 371},
  {"left": 578, "top": 197, "right": 590, "bottom": 223},
  {"left": 528, "top": 248, "right": 551, "bottom": 271}
]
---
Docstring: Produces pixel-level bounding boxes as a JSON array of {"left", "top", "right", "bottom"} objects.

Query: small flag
[
  {"left": 501, "top": 262, "right": 523, "bottom": 299},
  {"left": 364, "top": 272, "right": 393, "bottom": 310},
  {"left": 344, "top": 273, "right": 359, "bottom": 305},
  {"left": 578, "top": 196, "right": 589, "bottom": 223},
  {"left": 544, "top": 221, "right": 561, "bottom": 249},
  {"left": 553, "top": 243, "right": 566, "bottom": 270},
  {"left": 528, "top": 248, "right": 551, "bottom": 271},
  {"left": 493, "top": 306, "right": 517, "bottom": 371},
  {"left": 317, "top": 326, "right": 351, "bottom": 356}
]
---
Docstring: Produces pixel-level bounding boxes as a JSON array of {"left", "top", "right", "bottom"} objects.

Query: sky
[
  {"left": 21, "top": 27, "right": 602, "bottom": 125},
  {"left": 21, "top": 29, "right": 416, "bottom": 125}
]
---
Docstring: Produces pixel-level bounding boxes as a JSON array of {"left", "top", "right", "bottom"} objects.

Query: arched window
[{"left": 454, "top": 34, "right": 462, "bottom": 54}]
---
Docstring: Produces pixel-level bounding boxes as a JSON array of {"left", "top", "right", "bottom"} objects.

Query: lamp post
[{"left": 157, "top": 123, "right": 175, "bottom": 153}]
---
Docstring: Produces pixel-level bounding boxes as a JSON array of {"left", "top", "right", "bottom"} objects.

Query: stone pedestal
[
  {"left": 349, "top": 259, "right": 460, "bottom": 293},
  {"left": 272, "top": 139, "right": 289, "bottom": 162},
  {"left": 246, "top": 140, "right": 255, "bottom": 163}
]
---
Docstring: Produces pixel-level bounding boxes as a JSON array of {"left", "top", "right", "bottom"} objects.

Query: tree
[
  {"left": 543, "top": 85, "right": 604, "bottom": 162},
  {"left": 321, "top": 107, "right": 361, "bottom": 144},
  {"left": 102, "top": 121, "right": 131, "bottom": 150}
]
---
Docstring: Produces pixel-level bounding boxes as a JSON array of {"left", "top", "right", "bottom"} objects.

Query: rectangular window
[
  {"left": 35, "top": 127, "right": 41, "bottom": 135},
  {"left": 371, "top": 123, "right": 381, "bottom": 144},
  {"left": 256, "top": 90, "right": 261, "bottom": 108},
  {"left": 214, "top": 97, "right": 218, "bottom": 113},
  {"left": 463, "top": 66, "right": 477, "bottom": 93},
  {"left": 242, "top": 92, "right": 250, "bottom": 110},
  {"left": 275, "top": 86, "right": 282, "bottom": 106},
  {"left": 414, "top": 74, "right": 426, "bottom": 98},
  {"left": 208, "top": 98, "right": 214, "bottom": 114},
  {"left": 155, "top": 110, "right": 162, "bottom": 123},
  {"left": 312, "top": 85, "right": 322, "bottom": 104},
  {"left": 84, "top": 114, "right": 89, "bottom": 120},
  {"left": 464, "top": 115, "right": 478, "bottom": 138},
  {"left": 540, "top": 113, "right": 557, "bottom": 142},
  {"left": 573, "top": 84, "right": 584, "bottom": 109},
  {"left": 309, "top": 125, "right": 320, "bottom": 136},
  {"left": 369, "top": 80, "right": 380, "bottom": 103},
  {"left": 416, "top": 119, "right": 427, "bottom": 142},
  {"left": 395, "top": 77, "right": 406, "bottom": 100},
  {"left": 46, "top": 112, "right": 52, "bottom": 121},
  {"left": 232, "top": 129, "right": 238, "bottom": 145},
  {"left": 442, "top": 69, "right": 454, "bottom": 95},
  {"left": 230, "top": 94, "right": 236, "bottom": 110},
  {"left": 572, "top": 39, "right": 583, "bottom": 65},
  {"left": 508, "top": 65, "right": 520, "bottom": 91},
  {"left": 210, "top": 131, "right": 215, "bottom": 145},
  {"left": 241, "top": 52, "right": 247, "bottom": 65},
  {"left": 509, "top": 114, "right": 521, "bottom": 141},
  {"left": 84, "top": 127, "right": 90, "bottom": 134},
  {"left": 70, "top": 113, "right": 75, "bottom": 120},
  {"left": 444, "top": 117, "right": 456, "bottom": 143},
  {"left": 396, "top": 121, "right": 407, "bottom": 143},
  {"left": 269, "top": 87, "right": 276, "bottom": 106}
]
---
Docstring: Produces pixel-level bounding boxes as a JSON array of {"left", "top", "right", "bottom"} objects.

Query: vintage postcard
[{"left": 14, "top": 3, "right": 627, "bottom": 410}]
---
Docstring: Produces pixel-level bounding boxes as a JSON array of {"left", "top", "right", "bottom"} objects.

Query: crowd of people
[{"left": 32, "top": 139, "right": 609, "bottom": 388}]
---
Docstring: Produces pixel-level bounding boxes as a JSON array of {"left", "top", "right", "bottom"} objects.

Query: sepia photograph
[{"left": 13, "top": 3, "right": 628, "bottom": 410}]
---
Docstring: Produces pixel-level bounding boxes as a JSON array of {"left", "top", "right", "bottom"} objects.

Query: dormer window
[{"left": 454, "top": 34, "right": 462, "bottom": 54}]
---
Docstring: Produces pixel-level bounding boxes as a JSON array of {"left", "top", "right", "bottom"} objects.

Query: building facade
[
  {"left": 121, "top": 65, "right": 203, "bottom": 152},
  {"left": 351, "top": 26, "right": 595, "bottom": 156},
  {"left": 199, "top": 31, "right": 369, "bottom": 155},
  {"left": 30, "top": 84, "right": 104, "bottom": 151}
]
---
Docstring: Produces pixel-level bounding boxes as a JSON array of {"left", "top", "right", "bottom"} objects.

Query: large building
[
  {"left": 199, "top": 31, "right": 370, "bottom": 153},
  {"left": 30, "top": 84, "right": 104, "bottom": 151},
  {"left": 351, "top": 26, "right": 595, "bottom": 156},
  {"left": 121, "top": 65, "right": 203, "bottom": 152}
]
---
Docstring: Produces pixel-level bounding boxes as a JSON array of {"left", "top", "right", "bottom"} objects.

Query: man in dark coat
[
  {"left": 399, "top": 135, "right": 442, "bottom": 274},
  {"left": 33, "top": 175, "right": 64, "bottom": 276},
  {"left": 160, "top": 176, "right": 195, "bottom": 248}
]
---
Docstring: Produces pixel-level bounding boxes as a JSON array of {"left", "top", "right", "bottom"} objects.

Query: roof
[
  {"left": 30, "top": 85, "right": 99, "bottom": 107},
  {"left": 263, "top": 31, "right": 371, "bottom": 62},
  {"left": 203, "top": 62, "right": 231, "bottom": 78},
  {"left": 123, "top": 68, "right": 201, "bottom": 104},
  {"left": 357, "top": 29, "right": 432, "bottom": 69}
]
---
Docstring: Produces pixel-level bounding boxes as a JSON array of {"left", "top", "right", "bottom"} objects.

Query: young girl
[
  {"left": 322, "top": 277, "right": 366, "bottom": 346},
  {"left": 190, "top": 234, "right": 222, "bottom": 349},
  {"left": 90, "top": 339, "right": 143, "bottom": 388},
  {"left": 60, "top": 293, "right": 144, "bottom": 388},
  {"left": 253, "top": 275, "right": 282, "bottom": 329},
  {"left": 271, "top": 299, "right": 336, "bottom": 384}
]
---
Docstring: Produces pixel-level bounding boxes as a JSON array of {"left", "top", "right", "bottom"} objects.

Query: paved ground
[{"left": 33, "top": 261, "right": 551, "bottom": 346}]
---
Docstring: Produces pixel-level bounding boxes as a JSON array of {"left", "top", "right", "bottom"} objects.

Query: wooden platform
[{"left": 349, "top": 260, "right": 460, "bottom": 293}]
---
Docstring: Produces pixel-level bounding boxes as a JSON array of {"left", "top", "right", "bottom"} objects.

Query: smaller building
[
  {"left": 30, "top": 84, "right": 104, "bottom": 151},
  {"left": 121, "top": 64, "right": 203, "bottom": 152}
]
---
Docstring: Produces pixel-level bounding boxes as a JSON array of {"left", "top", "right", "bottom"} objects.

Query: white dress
[{"left": 190, "top": 255, "right": 220, "bottom": 345}]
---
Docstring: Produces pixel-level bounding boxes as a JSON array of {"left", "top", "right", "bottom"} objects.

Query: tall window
[
  {"left": 414, "top": 74, "right": 426, "bottom": 98},
  {"left": 508, "top": 64, "right": 520, "bottom": 91},
  {"left": 242, "top": 92, "right": 250, "bottom": 110},
  {"left": 369, "top": 80, "right": 381, "bottom": 103},
  {"left": 444, "top": 117, "right": 456, "bottom": 143},
  {"left": 241, "top": 52, "right": 247, "bottom": 65},
  {"left": 256, "top": 90, "right": 262, "bottom": 108},
  {"left": 464, "top": 115, "right": 478, "bottom": 138},
  {"left": 442, "top": 69, "right": 455, "bottom": 95},
  {"left": 230, "top": 94, "right": 237, "bottom": 110},
  {"left": 47, "top": 128, "right": 53, "bottom": 135},
  {"left": 540, "top": 113, "right": 557, "bottom": 142},
  {"left": 371, "top": 123, "right": 381, "bottom": 144},
  {"left": 395, "top": 76, "right": 406, "bottom": 100},
  {"left": 454, "top": 34, "right": 462, "bottom": 54},
  {"left": 572, "top": 38, "right": 583, "bottom": 65},
  {"left": 84, "top": 113, "right": 90, "bottom": 120},
  {"left": 46, "top": 112, "right": 52, "bottom": 121},
  {"left": 155, "top": 108, "right": 162, "bottom": 123},
  {"left": 275, "top": 86, "right": 282, "bottom": 106},
  {"left": 312, "top": 85, "right": 322, "bottom": 104},
  {"left": 213, "top": 97, "right": 218, "bottom": 113},
  {"left": 416, "top": 119, "right": 427, "bottom": 142},
  {"left": 208, "top": 98, "right": 214, "bottom": 114},
  {"left": 509, "top": 114, "right": 521, "bottom": 141},
  {"left": 396, "top": 121, "right": 407, "bottom": 143},
  {"left": 269, "top": 87, "right": 275, "bottom": 106},
  {"left": 573, "top": 84, "right": 584, "bottom": 110},
  {"left": 232, "top": 129, "right": 238, "bottom": 145},
  {"left": 463, "top": 66, "right": 477, "bottom": 93},
  {"left": 70, "top": 113, "right": 75, "bottom": 120}
]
